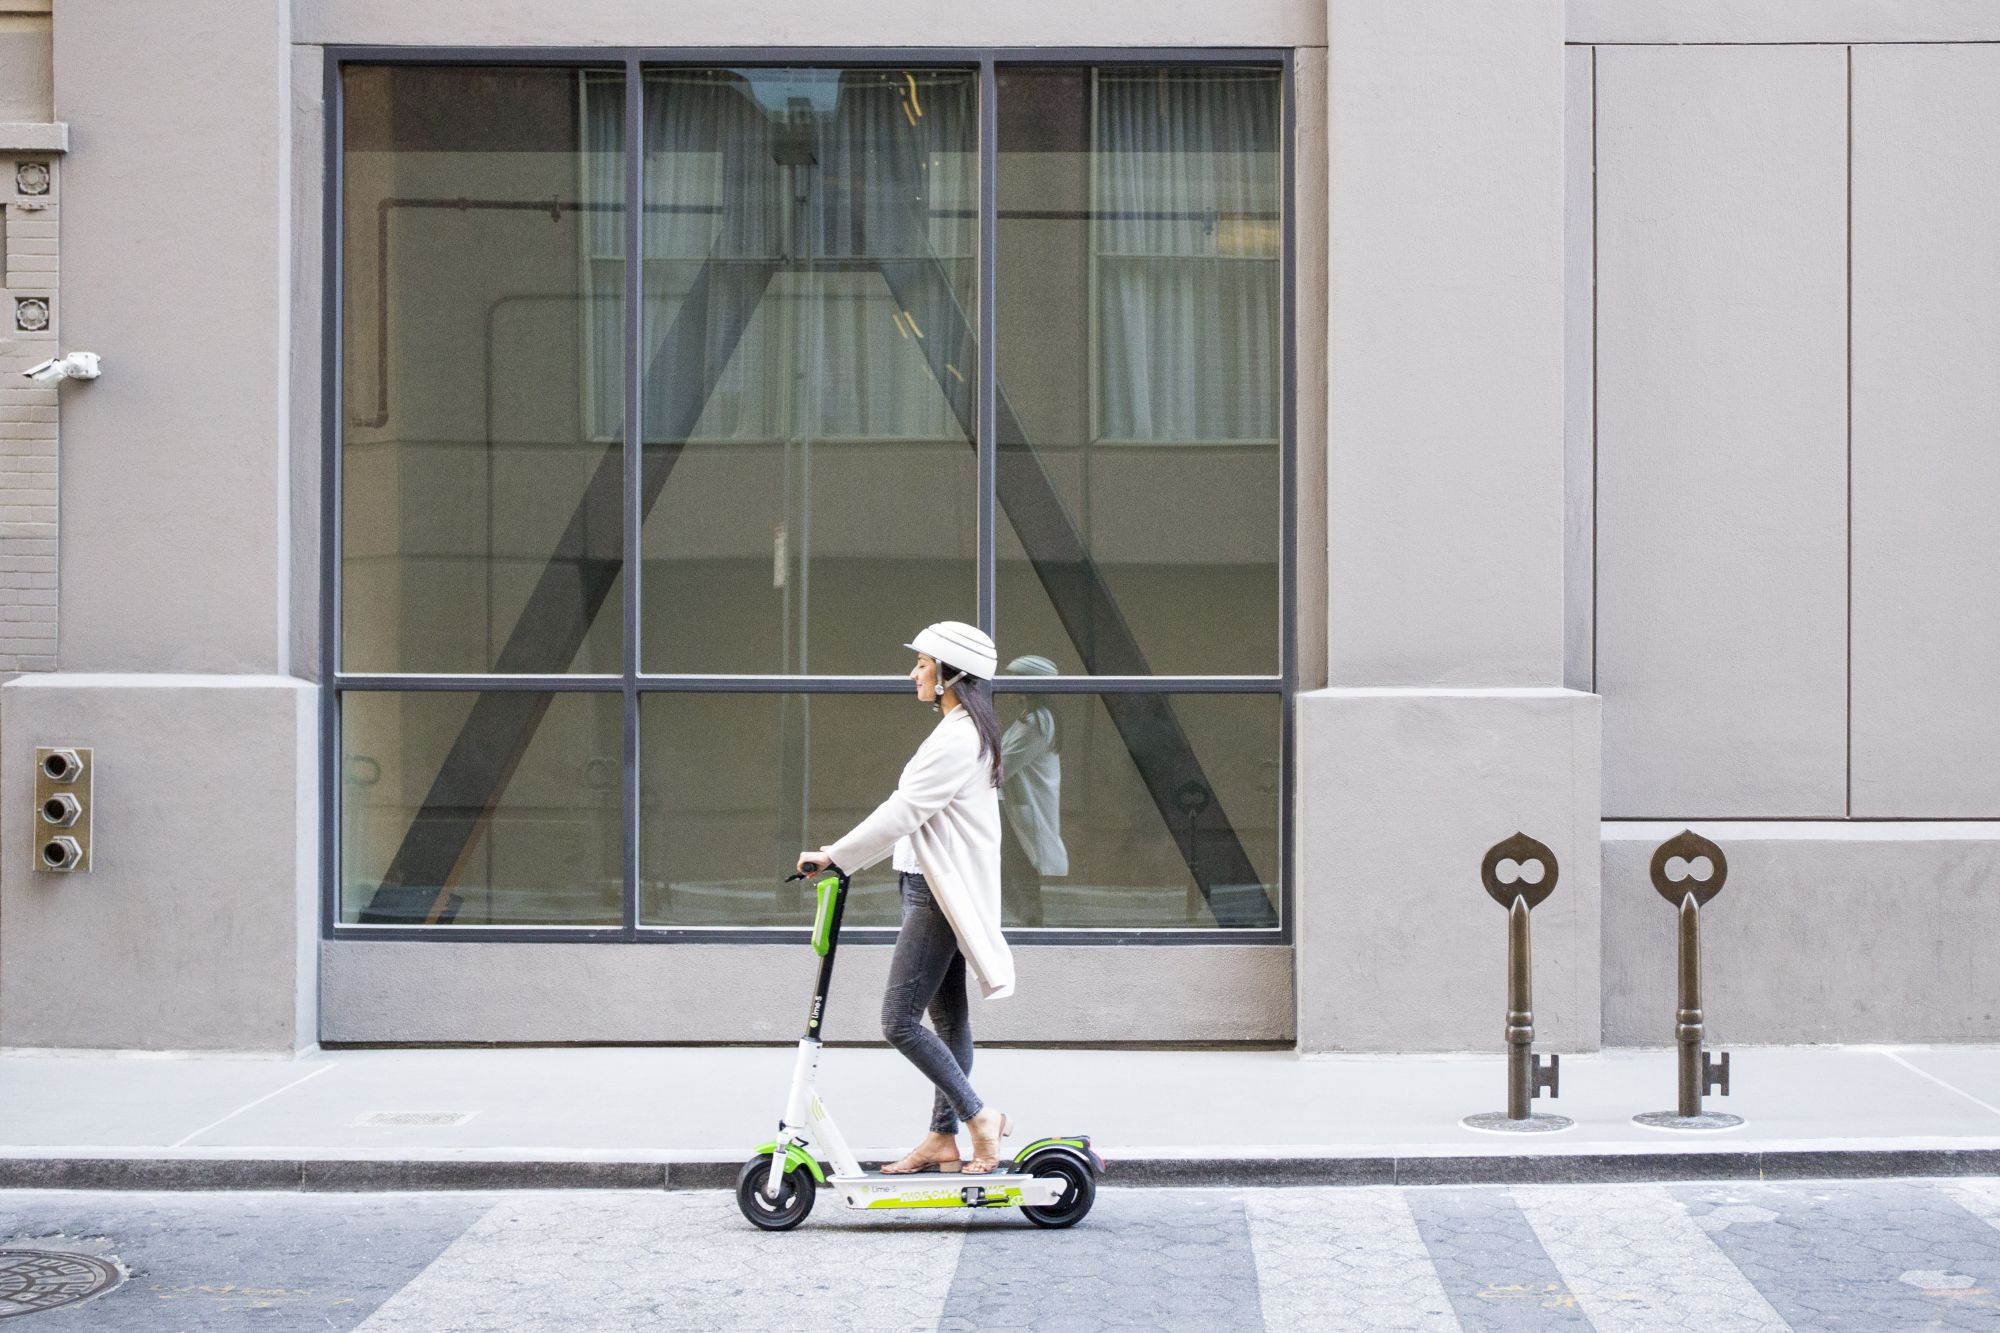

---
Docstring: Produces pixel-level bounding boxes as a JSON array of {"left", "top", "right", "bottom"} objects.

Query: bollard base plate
[
  {"left": 1633, "top": 1110, "right": 1744, "bottom": 1132},
  {"left": 1461, "top": 1112, "right": 1574, "bottom": 1134}
]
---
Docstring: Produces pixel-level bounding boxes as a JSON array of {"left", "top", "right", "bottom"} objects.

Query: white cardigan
[{"left": 825, "top": 709, "right": 1016, "bottom": 1000}]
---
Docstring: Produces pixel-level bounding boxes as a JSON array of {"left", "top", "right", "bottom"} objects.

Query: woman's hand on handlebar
[{"left": 796, "top": 850, "right": 836, "bottom": 877}]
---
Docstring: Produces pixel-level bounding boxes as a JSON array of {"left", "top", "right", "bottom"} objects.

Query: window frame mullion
[
  {"left": 620, "top": 56, "right": 645, "bottom": 939},
  {"left": 977, "top": 56, "right": 998, "bottom": 637}
]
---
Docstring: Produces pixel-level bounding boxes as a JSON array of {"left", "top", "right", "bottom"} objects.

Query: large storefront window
[{"left": 332, "top": 56, "right": 1289, "bottom": 937}]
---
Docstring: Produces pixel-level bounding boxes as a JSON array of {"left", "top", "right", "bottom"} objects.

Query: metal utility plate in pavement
[{"left": 0, "top": 1249, "right": 124, "bottom": 1321}]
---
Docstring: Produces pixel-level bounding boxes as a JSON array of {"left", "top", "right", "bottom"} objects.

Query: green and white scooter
[{"left": 735, "top": 866, "right": 1101, "bottom": 1231}]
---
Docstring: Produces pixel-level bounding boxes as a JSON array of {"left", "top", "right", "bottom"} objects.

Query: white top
[{"left": 827, "top": 709, "right": 1015, "bottom": 1000}]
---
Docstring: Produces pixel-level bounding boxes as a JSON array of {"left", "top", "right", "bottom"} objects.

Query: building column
[
  {"left": 0, "top": 1, "right": 315, "bottom": 1052},
  {"left": 1297, "top": 0, "right": 1600, "bottom": 1052}
]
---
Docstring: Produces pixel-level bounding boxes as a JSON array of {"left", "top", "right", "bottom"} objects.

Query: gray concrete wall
[
  {"left": 0, "top": 5, "right": 317, "bottom": 1053},
  {"left": 1579, "top": 25, "right": 2000, "bottom": 829},
  {"left": 1602, "top": 823, "right": 2000, "bottom": 1044},
  {"left": 1569, "top": 0, "right": 2000, "bottom": 44},
  {"left": 1298, "top": 2, "right": 1599, "bottom": 1054},
  {"left": 1592, "top": 45, "right": 1848, "bottom": 818},
  {"left": 292, "top": 0, "right": 1325, "bottom": 47},
  {"left": 0, "top": 676, "right": 318, "bottom": 1050},
  {"left": 1849, "top": 44, "right": 2000, "bottom": 818},
  {"left": 1296, "top": 688, "right": 1601, "bottom": 1053},
  {"left": 50, "top": 0, "right": 292, "bottom": 674},
  {"left": 1561, "top": 45, "right": 1594, "bottom": 695},
  {"left": 321, "top": 941, "right": 1293, "bottom": 1044},
  {"left": 1293, "top": 45, "right": 1329, "bottom": 691},
  {"left": 1326, "top": 0, "right": 1568, "bottom": 688},
  {"left": 1575, "top": 25, "right": 2000, "bottom": 1041},
  {"left": 287, "top": 44, "right": 322, "bottom": 683}
]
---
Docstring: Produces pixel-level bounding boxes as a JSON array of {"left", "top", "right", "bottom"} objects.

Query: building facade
[{"left": 0, "top": 0, "right": 1994, "bottom": 1053}]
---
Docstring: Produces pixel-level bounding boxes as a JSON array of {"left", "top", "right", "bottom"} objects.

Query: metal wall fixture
[
  {"left": 1633, "top": 829, "right": 1741, "bottom": 1131},
  {"left": 32, "top": 747, "right": 92, "bottom": 873},
  {"left": 1462, "top": 832, "right": 1572, "bottom": 1133}
]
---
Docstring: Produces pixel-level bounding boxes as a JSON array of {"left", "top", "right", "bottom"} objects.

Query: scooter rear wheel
[
  {"left": 1020, "top": 1154, "right": 1095, "bottom": 1229},
  {"left": 735, "top": 1155, "right": 817, "bottom": 1231}
]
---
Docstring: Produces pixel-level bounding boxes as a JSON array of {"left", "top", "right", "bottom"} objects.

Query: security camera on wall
[{"left": 21, "top": 352, "right": 101, "bottom": 383}]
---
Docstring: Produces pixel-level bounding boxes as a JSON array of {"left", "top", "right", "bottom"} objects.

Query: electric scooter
[{"left": 735, "top": 867, "right": 1102, "bottom": 1231}]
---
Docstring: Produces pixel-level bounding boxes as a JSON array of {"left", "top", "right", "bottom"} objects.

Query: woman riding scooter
[{"left": 797, "top": 621, "right": 1016, "bottom": 1175}]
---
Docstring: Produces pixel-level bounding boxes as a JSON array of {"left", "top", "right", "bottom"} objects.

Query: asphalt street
[{"left": 3, "top": 1178, "right": 1999, "bottom": 1331}]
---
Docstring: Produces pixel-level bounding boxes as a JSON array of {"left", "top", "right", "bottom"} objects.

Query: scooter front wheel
[{"left": 735, "top": 1155, "right": 817, "bottom": 1231}]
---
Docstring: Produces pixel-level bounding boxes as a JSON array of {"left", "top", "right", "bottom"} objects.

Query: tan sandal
[
  {"left": 961, "top": 1111, "right": 1013, "bottom": 1174},
  {"left": 880, "top": 1144, "right": 962, "bottom": 1175}
]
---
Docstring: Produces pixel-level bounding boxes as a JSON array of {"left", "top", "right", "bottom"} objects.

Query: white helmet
[{"left": 905, "top": 621, "right": 997, "bottom": 682}]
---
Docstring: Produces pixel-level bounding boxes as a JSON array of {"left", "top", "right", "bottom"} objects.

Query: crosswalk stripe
[
  {"left": 1245, "top": 1188, "right": 1459, "bottom": 1332},
  {"left": 1945, "top": 1177, "right": 2000, "bottom": 1231},
  {"left": 356, "top": 1192, "right": 968, "bottom": 1333},
  {"left": 1515, "top": 1184, "right": 1791, "bottom": 1333}
]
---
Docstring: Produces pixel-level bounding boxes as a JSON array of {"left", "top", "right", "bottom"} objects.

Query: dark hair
[{"left": 938, "top": 662, "right": 1003, "bottom": 788}]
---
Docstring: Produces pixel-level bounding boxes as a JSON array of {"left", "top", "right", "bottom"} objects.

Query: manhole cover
[{"left": 0, "top": 1250, "right": 124, "bottom": 1320}]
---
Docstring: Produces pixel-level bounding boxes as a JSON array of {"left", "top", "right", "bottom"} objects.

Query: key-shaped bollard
[
  {"left": 1462, "top": 833, "right": 1573, "bottom": 1134},
  {"left": 1633, "top": 829, "right": 1743, "bottom": 1131}
]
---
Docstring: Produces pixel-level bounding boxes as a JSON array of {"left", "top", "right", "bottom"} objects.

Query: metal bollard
[
  {"left": 1633, "top": 829, "right": 1742, "bottom": 1131},
  {"left": 1462, "top": 832, "right": 1573, "bottom": 1134}
]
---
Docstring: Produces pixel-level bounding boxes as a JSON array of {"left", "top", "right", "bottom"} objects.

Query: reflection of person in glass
[
  {"left": 797, "top": 622, "right": 1016, "bottom": 1176},
  {"left": 998, "top": 654, "right": 1067, "bottom": 927}
]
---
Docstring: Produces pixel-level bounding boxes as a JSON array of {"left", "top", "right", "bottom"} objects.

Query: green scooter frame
[{"left": 735, "top": 868, "right": 1102, "bottom": 1231}]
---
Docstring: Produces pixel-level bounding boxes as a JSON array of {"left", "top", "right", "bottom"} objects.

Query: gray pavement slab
[
  {"left": 0, "top": 1190, "right": 490, "bottom": 1330},
  {"left": 1893, "top": 1046, "right": 2000, "bottom": 1118},
  {"left": 1406, "top": 1188, "right": 1592, "bottom": 1331},
  {"left": 941, "top": 1189, "right": 1263, "bottom": 1333},
  {"left": 1679, "top": 1179, "right": 2000, "bottom": 1331},
  {"left": 0, "top": 1057, "right": 326, "bottom": 1149}
]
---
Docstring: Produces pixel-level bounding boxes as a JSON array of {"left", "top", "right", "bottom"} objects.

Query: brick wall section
[{"left": 0, "top": 154, "right": 58, "bottom": 671}]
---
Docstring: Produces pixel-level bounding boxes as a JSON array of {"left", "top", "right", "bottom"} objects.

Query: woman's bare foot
[
  {"left": 880, "top": 1130, "right": 962, "bottom": 1174},
  {"left": 961, "top": 1109, "right": 1013, "bottom": 1174}
]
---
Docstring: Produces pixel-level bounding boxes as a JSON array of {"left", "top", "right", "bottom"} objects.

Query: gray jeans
[{"left": 882, "top": 872, "right": 983, "bottom": 1135}]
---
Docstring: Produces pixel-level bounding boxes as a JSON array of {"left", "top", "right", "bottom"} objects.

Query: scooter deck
[{"left": 827, "top": 1170, "right": 1055, "bottom": 1210}]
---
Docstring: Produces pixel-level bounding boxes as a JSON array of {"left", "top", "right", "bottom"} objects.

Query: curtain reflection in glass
[
  {"left": 995, "top": 66, "right": 1282, "bottom": 678},
  {"left": 619, "top": 69, "right": 979, "bottom": 675},
  {"left": 1095, "top": 68, "right": 1281, "bottom": 443}
]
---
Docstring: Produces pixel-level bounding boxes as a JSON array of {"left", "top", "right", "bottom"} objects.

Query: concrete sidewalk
[{"left": 3, "top": 1044, "right": 1999, "bottom": 1190}]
